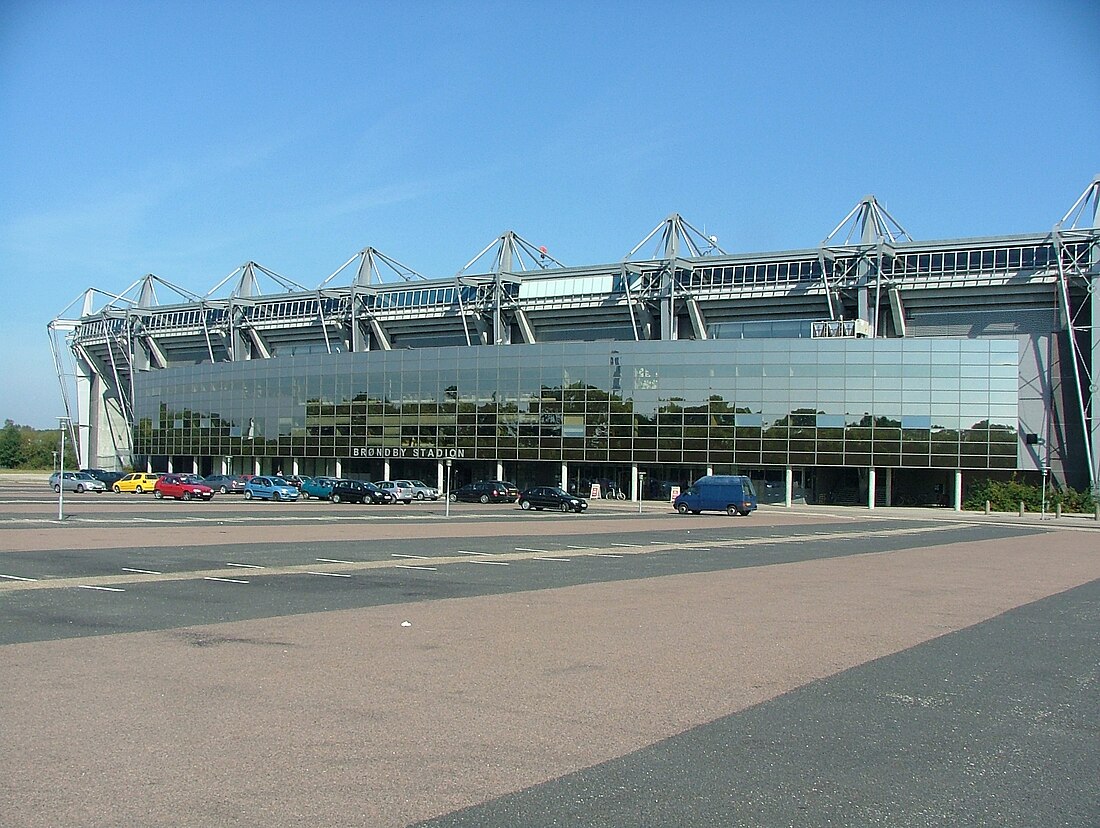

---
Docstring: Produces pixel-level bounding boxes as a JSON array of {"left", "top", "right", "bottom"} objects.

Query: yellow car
[{"left": 113, "top": 472, "right": 164, "bottom": 494}]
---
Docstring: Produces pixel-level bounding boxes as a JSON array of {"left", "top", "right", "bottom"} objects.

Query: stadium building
[{"left": 49, "top": 178, "right": 1100, "bottom": 507}]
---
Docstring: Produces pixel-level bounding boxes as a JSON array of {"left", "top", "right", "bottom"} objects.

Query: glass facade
[{"left": 133, "top": 338, "right": 1020, "bottom": 471}]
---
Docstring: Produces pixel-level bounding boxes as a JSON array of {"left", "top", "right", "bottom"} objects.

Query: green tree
[{"left": 0, "top": 419, "right": 24, "bottom": 468}]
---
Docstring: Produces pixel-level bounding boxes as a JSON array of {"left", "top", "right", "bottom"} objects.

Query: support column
[
  {"left": 254, "top": 458, "right": 261, "bottom": 476},
  {"left": 292, "top": 458, "right": 299, "bottom": 476},
  {"left": 496, "top": 460, "right": 504, "bottom": 481},
  {"left": 706, "top": 464, "right": 713, "bottom": 477},
  {"left": 631, "top": 463, "right": 639, "bottom": 501},
  {"left": 192, "top": 457, "right": 199, "bottom": 475},
  {"left": 146, "top": 457, "right": 152, "bottom": 473},
  {"left": 867, "top": 466, "right": 876, "bottom": 510},
  {"left": 167, "top": 457, "right": 173, "bottom": 473},
  {"left": 954, "top": 469, "right": 963, "bottom": 512},
  {"left": 383, "top": 459, "right": 390, "bottom": 480},
  {"left": 437, "top": 461, "right": 444, "bottom": 494},
  {"left": 221, "top": 456, "right": 229, "bottom": 475},
  {"left": 785, "top": 466, "right": 793, "bottom": 508},
  {"left": 884, "top": 467, "right": 893, "bottom": 506},
  {"left": 561, "top": 462, "right": 568, "bottom": 492},
  {"left": 335, "top": 458, "right": 342, "bottom": 478}
]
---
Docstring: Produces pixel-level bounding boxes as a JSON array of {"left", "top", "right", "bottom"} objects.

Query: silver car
[
  {"left": 49, "top": 471, "right": 107, "bottom": 494},
  {"left": 378, "top": 479, "right": 440, "bottom": 502}
]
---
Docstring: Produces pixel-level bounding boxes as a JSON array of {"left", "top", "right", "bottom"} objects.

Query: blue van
[{"left": 673, "top": 475, "right": 758, "bottom": 516}]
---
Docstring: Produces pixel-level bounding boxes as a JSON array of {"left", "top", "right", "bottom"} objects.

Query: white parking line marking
[
  {"left": 76, "top": 585, "right": 125, "bottom": 592},
  {"left": 122, "top": 567, "right": 162, "bottom": 574},
  {"left": 317, "top": 558, "right": 357, "bottom": 564},
  {"left": 649, "top": 541, "right": 664, "bottom": 545},
  {"left": 455, "top": 550, "right": 493, "bottom": 555},
  {"left": 395, "top": 564, "right": 437, "bottom": 571},
  {"left": 391, "top": 553, "right": 432, "bottom": 559},
  {"left": 565, "top": 545, "right": 590, "bottom": 550},
  {"left": 467, "top": 559, "right": 509, "bottom": 566},
  {"left": 516, "top": 547, "right": 550, "bottom": 553},
  {"left": 612, "top": 543, "right": 638, "bottom": 548},
  {"left": 593, "top": 553, "right": 625, "bottom": 558},
  {"left": 0, "top": 574, "right": 37, "bottom": 581},
  {"left": 226, "top": 563, "right": 264, "bottom": 568},
  {"left": 204, "top": 576, "right": 249, "bottom": 584},
  {"left": 534, "top": 557, "right": 571, "bottom": 562},
  {"left": 305, "top": 571, "right": 352, "bottom": 578}
]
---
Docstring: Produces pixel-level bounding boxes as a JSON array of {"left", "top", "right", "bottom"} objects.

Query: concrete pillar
[
  {"left": 437, "top": 461, "right": 444, "bottom": 493},
  {"left": 335, "top": 458, "right": 342, "bottom": 478},
  {"left": 706, "top": 464, "right": 713, "bottom": 477},
  {"left": 292, "top": 458, "right": 299, "bottom": 476},
  {"left": 221, "top": 456, "right": 229, "bottom": 475},
  {"left": 867, "top": 467, "right": 876, "bottom": 510},
  {"left": 954, "top": 469, "right": 963, "bottom": 512},
  {"left": 383, "top": 459, "right": 390, "bottom": 480},
  {"left": 884, "top": 468, "right": 893, "bottom": 507},
  {"left": 631, "top": 463, "right": 639, "bottom": 501},
  {"left": 561, "top": 462, "right": 569, "bottom": 492},
  {"left": 167, "top": 457, "right": 173, "bottom": 473},
  {"left": 785, "top": 466, "right": 793, "bottom": 508},
  {"left": 146, "top": 457, "right": 152, "bottom": 473},
  {"left": 193, "top": 457, "right": 199, "bottom": 475},
  {"left": 496, "top": 460, "right": 504, "bottom": 481},
  {"left": 253, "top": 458, "right": 261, "bottom": 476}
]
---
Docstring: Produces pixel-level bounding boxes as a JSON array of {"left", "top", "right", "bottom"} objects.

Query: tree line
[{"left": 0, "top": 420, "right": 78, "bottom": 469}]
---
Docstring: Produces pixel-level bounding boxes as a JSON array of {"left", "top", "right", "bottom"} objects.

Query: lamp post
[
  {"left": 445, "top": 458, "right": 452, "bottom": 518},
  {"left": 56, "top": 417, "right": 69, "bottom": 521}
]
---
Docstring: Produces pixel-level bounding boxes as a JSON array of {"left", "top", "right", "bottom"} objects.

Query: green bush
[{"left": 964, "top": 475, "right": 1095, "bottom": 513}]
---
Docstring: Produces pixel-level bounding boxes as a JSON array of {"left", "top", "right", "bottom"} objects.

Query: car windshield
[{"left": 181, "top": 475, "right": 204, "bottom": 483}]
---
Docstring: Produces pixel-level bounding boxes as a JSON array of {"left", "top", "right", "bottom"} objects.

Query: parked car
[
  {"left": 281, "top": 475, "right": 309, "bottom": 489},
  {"left": 376, "top": 480, "right": 413, "bottom": 504},
  {"left": 299, "top": 476, "right": 342, "bottom": 500},
  {"left": 518, "top": 487, "right": 588, "bottom": 513},
  {"left": 154, "top": 473, "right": 215, "bottom": 501},
  {"left": 405, "top": 479, "right": 440, "bottom": 500},
  {"left": 113, "top": 472, "right": 163, "bottom": 494},
  {"left": 243, "top": 476, "right": 300, "bottom": 501},
  {"left": 203, "top": 474, "right": 247, "bottom": 494},
  {"left": 449, "top": 480, "right": 520, "bottom": 503},
  {"left": 49, "top": 471, "right": 107, "bottom": 494},
  {"left": 329, "top": 480, "right": 395, "bottom": 504},
  {"left": 80, "top": 468, "right": 125, "bottom": 487}
]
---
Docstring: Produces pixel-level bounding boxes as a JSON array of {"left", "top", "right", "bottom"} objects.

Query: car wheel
[
  {"left": 415, "top": 492, "right": 424, "bottom": 500},
  {"left": 559, "top": 502, "right": 570, "bottom": 512},
  {"left": 300, "top": 490, "right": 310, "bottom": 499},
  {"left": 726, "top": 505, "right": 737, "bottom": 516},
  {"left": 183, "top": 492, "right": 193, "bottom": 502},
  {"left": 135, "top": 486, "right": 143, "bottom": 494},
  {"left": 53, "top": 484, "right": 61, "bottom": 493},
  {"left": 244, "top": 490, "right": 253, "bottom": 500},
  {"left": 449, "top": 493, "right": 457, "bottom": 502},
  {"left": 677, "top": 502, "right": 689, "bottom": 514},
  {"left": 154, "top": 490, "right": 163, "bottom": 499},
  {"left": 331, "top": 494, "right": 341, "bottom": 504},
  {"left": 272, "top": 492, "right": 280, "bottom": 502},
  {"left": 76, "top": 484, "right": 85, "bottom": 493},
  {"left": 737, "top": 508, "right": 750, "bottom": 517},
  {"left": 479, "top": 494, "right": 489, "bottom": 504},
  {"left": 219, "top": 485, "right": 228, "bottom": 494},
  {"left": 520, "top": 500, "right": 531, "bottom": 510},
  {"left": 113, "top": 484, "right": 121, "bottom": 493}
]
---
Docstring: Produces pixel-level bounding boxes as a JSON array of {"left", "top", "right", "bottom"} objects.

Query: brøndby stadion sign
[{"left": 352, "top": 447, "right": 467, "bottom": 459}]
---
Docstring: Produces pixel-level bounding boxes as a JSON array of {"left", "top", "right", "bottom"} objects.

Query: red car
[{"left": 154, "top": 474, "right": 215, "bottom": 501}]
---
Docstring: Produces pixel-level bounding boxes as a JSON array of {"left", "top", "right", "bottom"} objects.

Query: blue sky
[{"left": 2, "top": 0, "right": 1097, "bottom": 427}]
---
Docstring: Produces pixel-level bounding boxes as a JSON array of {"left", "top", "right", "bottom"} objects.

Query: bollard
[
  {"left": 1056, "top": 503, "right": 1062, "bottom": 519},
  {"left": 1095, "top": 504, "right": 1099, "bottom": 522},
  {"left": 985, "top": 500, "right": 990, "bottom": 516},
  {"left": 1018, "top": 500, "right": 1025, "bottom": 517}
]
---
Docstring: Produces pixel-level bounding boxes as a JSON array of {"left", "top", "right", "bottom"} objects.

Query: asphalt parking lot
[{"left": 1, "top": 473, "right": 1098, "bottom": 827}]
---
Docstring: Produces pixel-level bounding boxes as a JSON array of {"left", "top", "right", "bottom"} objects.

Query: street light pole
[
  {"left": 445, "top": 458, "right": 452, "bottom": 518},
  {"left": 57, "top": 417, "right": 69, "bottom": 521}
]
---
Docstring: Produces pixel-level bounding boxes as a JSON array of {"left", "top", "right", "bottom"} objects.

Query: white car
[
  {"left": 49, "top": 471, "right": 107, "bottom": 493},
  {"left": 377, "top": 479, "right": 439, "bottom": 503}
]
